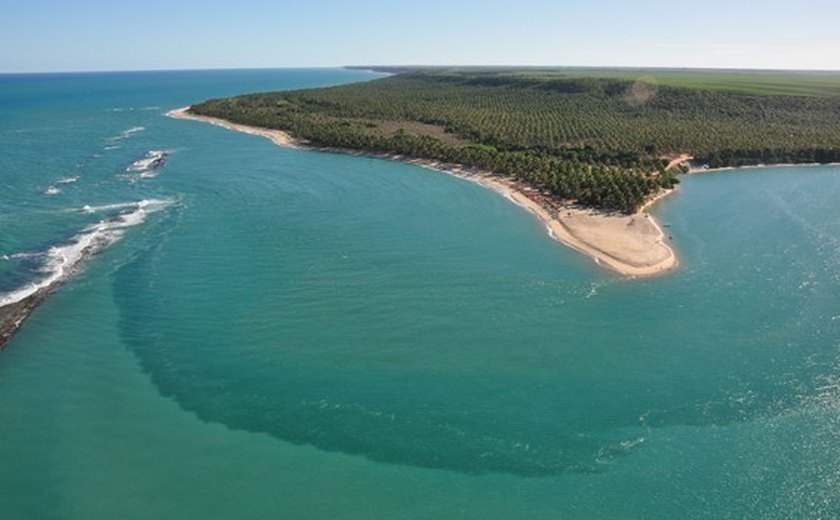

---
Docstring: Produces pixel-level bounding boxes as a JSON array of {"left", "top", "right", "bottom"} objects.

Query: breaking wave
[
  {"left": 0, "top": 199, "right": 173, "bottom": 307},
  {"left": 108, "top": 126, "right": 145, "bottom": 141},
  {"left": 124, "top": 150, "right": 168, "bottom": 178},
  {"left": 78, "top": 199, "right": 172, "bottom": 214}
]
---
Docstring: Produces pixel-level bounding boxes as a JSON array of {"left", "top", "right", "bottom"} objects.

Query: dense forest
[{"left": 191, "top": 70, "right": 840, "bottom": 212}]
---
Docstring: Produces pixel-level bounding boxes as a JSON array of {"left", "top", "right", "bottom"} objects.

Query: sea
[{"left": 1, "top": 69, "right": 839, "bottom": 519}]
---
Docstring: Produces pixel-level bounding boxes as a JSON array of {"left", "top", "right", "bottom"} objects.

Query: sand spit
[
  {"left": 429, "top": 167, "right": 677, "bottom": 277},
  {"left": 168, "top": 107, "right": 678, "bottom": 277}
]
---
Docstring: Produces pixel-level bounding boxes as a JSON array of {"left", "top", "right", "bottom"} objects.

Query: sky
[{"left": 2, "top": 0, "right": 840, "bottom": 72}]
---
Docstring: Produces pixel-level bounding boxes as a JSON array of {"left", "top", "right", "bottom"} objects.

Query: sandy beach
[
  {"left": 688, "top": 161, "right": 840, "bottom": 174},
  {"left": 167, "top": 107, "right": 299, "bottom": 148},
  {"left": 168, "top": 106, "right": 678, "bottom": 277},
  {"left": 438, "top": 169, "right": 677, "bottom": 277}
]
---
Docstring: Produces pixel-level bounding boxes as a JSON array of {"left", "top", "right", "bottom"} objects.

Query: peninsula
[{"left": 174, "top": 68, "right": 840, "bottom": 276}]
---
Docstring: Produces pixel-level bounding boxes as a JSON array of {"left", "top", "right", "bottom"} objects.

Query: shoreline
[
  {"left": 167, "top": 107, "right": 678, "bottom": 277},
  {"left": 418, "top": 166, "right": 677, "bottom": 277},
  {"left": 167, "top": 107, "right": 299, "bottom": 148},
  {"left": 688, "top": 161, "right": 840, "bottom": 174}
]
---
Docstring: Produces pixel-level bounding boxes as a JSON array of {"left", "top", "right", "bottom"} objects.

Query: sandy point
[
  {"left": 469, "top": 175, "right": 677, "bottom": 278},
  {"left": 168, "top": 108, "right": 678, "bottom": 278}
]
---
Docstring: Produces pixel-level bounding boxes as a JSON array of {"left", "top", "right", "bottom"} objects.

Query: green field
[
  {"left": 556, "top": 69, "right": 840, "bottom": 97},
  {"left": 192, "top": 69, "right": 840, "bottom": 212},
  {"left": 356, "top": 66, "right": 840, "bottom": 97}
]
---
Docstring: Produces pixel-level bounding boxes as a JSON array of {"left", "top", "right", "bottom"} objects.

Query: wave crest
[{"left": 0, "top": 199, "right": 173, "bottom": 307}]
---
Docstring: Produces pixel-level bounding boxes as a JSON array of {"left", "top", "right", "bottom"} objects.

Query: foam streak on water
[{"left": 111, "top": 126, "right": 145, "bottom": 140}]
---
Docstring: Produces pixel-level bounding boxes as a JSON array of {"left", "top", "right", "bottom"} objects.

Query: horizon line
[{"left": 3, "top": 64, "right": 840, "bottom": 76}]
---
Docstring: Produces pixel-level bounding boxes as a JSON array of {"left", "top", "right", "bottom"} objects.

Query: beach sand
[
  {"left": 168, "top": 107, "right": 678, "bottom": 277},
  {"left": 440, "top": 170, "right": 677, "bottom": 277},
  {"left": 167, "top": 107, "right": 298, "bottom": 148}
]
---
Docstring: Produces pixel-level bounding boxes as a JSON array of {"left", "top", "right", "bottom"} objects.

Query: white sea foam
[
  {"left": 109, "top": 126, "right": 145, "bottom": 141},
  {"left": 78, "top": 199, "right": 173, "bottom": 214},
  {"left": 126, "top": 150, "right": 168, "bottom": 173},
  {"left": 110, "top": 107, "right": 159, "bottom": 112},
  {"left": 44, "top": 186, "right": 61, "bottom": 196},
  {"left": 81, "top": 203, "right": 129, "bottom": 214},
  {"left": 619, "top": 437, "right": 646, "bottom": 450},
  {"left": 9, "top": 252, "right": 44, "bottom": 260},
  {"left": 0, "top": 199, "right": 172, "bottom": 308}
]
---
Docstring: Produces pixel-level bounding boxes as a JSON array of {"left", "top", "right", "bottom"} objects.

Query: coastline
[
  {"left": 167, "top": 107, "right": 678, "bottom": 277},
  {"left": 167, "top": 107, "right": 299, "bottom": 148},
  {"left": 417, "top": 165, "right": 677, "bottom": 277},
  {"left": 688, "top": 161, "right": 840, "bottom": 174}
]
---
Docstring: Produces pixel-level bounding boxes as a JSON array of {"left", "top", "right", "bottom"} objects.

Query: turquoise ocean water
[{"left": 1, "top": 69, "right": 839, "bottom": 518}]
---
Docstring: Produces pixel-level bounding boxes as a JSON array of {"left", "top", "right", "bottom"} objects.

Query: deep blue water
[{"left": 1, "top": 69, "right": 839, "bottom": 518}]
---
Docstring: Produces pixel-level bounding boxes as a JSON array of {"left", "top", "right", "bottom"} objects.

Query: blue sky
[{"left": 3, "top": 0, "right": 839, "bottom": 72}]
